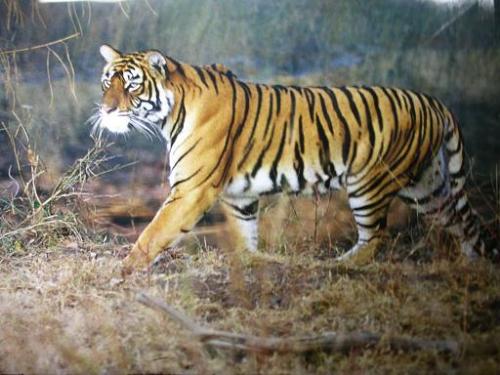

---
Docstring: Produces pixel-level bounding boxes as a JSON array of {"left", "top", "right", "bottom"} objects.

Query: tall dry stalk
[{"left": 0, "top": 126, "right": 121, "bottom": 249}]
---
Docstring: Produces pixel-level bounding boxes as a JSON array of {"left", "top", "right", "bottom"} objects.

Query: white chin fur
[{"left": 100, "top": 111, "right": 130, "bottom": 134}]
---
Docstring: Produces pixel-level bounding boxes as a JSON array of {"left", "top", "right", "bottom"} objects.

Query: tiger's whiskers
[
  {"left": 129, "top": 114, "right": 164, "bottom": 141},
  {"left": 86, "top": 106, "right": 163, "bottom": 142}
]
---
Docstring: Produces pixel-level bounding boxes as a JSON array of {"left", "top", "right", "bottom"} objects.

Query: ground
[{"left": 1, "top": 190, "right": 499, "bottom": 374}]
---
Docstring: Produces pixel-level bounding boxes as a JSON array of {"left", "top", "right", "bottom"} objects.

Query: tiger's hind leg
[
  {"left": 221, "top": 196, "right": 260, "bottom": 251},
  {"left": 398, "top": 147, "right": 496, "bottom": 260},
  {"left": 336, "top": 179, "right": 395, "bottom": 264}
]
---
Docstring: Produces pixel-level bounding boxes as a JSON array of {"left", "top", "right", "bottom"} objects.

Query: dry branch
[
  {"left": 0, "top": 32, "right": 80, "bottom": 55},
  {"left": 137, "top": 292, "right": 460, "bottom": 355}
]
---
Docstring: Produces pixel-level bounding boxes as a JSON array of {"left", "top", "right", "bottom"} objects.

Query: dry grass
[{"left": 1, "top": 192, "right": 499, "bottom": 373}]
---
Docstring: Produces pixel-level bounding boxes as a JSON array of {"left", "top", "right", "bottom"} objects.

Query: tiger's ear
[
  {"left": 100, "top": 44, "right": 121, "bottom": 63},
  {"left": 145, "top": 50, "right": 167, "bottom": 74}
]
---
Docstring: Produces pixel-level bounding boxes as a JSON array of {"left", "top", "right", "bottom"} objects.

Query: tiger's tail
[{"left": 442, "top": 112, "right": 498, "bottom": 261}]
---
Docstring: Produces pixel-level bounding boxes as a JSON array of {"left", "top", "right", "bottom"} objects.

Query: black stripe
[
  {"left": 449, "top": 165, "right": 465, "bottom": 178},
  {"left": 270, "top": 122, "right": 288, "bottom": 188},
  {"left": 340, "top": 86, "right": 362, "bottom": 127},
  {"left": 354, "top": 216, "right": 388, "bottom": 230},
  {"left": 149, "top": 78, "right": 160, "bottom": 110},
  {"left": 385, "top": 121, "right": 420, "bottom": 182},
  {"left": 428, "top": 96, "right": 446, "bottom": 127},
  {"left": 244, "top": 84, "right": 263, "bottom": 152},
  {"left": 304, "top": 88, "right": 316, "bottom": 122},
  {"left": 224, "top": 200, "right": 259, "bottom": 216},
  {"left": 315, "top": 114, "right": 333, "bottom": 176},
  {"left": 298, "top": 115, "right": 305, "bottom": 153},
  {"left": 402, "top": 90, "right": 417, "bottom": 131},
  {"left": 230, "top": 214, "right": 257, "bottom": 221},
  {"left": 243, "top": 173, "right": 251, "bottom": 192},
  {"left": 457, "top": 201, "right": 470, "bottom": 217},
  {"left": 431, "top": 179, "right": 448, "bottom": 198},
  {"left": 251, "top": 124, "right": 276, "bottom": 178},
  {"left": 170, "top": 94, "right": 186, "bottom": 146},
  {"left": 238, "top": 81, "right": 252, "bottom": 99},
  {"left": 193, "top": 66, "right": 209, "bottom": 88},
  {"left": 358, "top": 90, "right": 375, "bottom": 162},
  {"left": 238, "top": 140, "right": 255, "bottom": 170},
  {"left": 273, "top": 85, "right": 282, "bottom": 115},
  {"left": 349, "top": 141, "right": 358, "bottom": 170},
  {"left": 170, "top": 138, "right": 201, "bottom": 172},
  {"left": 350, "top": 191, "right": 395, "bottom": 213},
  {"left": 400, "top": 90, "right": 410, "bottom": 112},
  {"left": 411, "top": 94, "right": 425, "bottom": 168},
  {"left": 418, "top": 93, "right": 435, "bottom": 167},
  {"left": 349, "top": 170, "right": 391, "bottom": 198},
  {"left": 363, "top": 87, "right": 383, "bottom": 133},
  {"left": 381, "top": 87, "right": 399, "bottom": 143},
  {"left": 234, "top": 82, "right": 252, "bottom": 139},
  {"left": 294, "top": 143, "right": 307, "bottom": 190},
  {"left": 361, "top": 170, "right": 405, "bottom": 203},
  {"left": 403, "top": 91, "right": 425, "bottom": 172},
  {"left": 398, "top": 178, "right": 448, "bottom": 205},
  {"left": 167, "top": 57, "right": 185, "bottom": 77},
  {"left": 170, "top": 167, "right": 202, "bottom": 189},
  {"left": 444, "top": 127, "right": 454, "bottom": 142},
  {"left": 263, "top": 90, "right": 275, "bottom": 138},
  {"left": 318, "top": 93, "right": 334, "bottom": 134},
  {"left": 388, "top": 88, "right": 403, "bottom": 109},
  {"left": 322, "top": 87, "right": 351, "bottom": 165},
  {"left": 447, "top": 141, "right": 462, "bottom": 156},
  {"left": 205, "top": 69, "right": 219, "bottom": 94}
]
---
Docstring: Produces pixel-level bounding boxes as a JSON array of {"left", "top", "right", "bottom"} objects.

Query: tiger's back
[{"left": 94, "top": 45, "right": 497, "bottom": 273}]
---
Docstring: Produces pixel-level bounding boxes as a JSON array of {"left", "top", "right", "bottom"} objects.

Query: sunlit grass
[{"left": 0, "top": 227, "right": 499, "bottom": 373}]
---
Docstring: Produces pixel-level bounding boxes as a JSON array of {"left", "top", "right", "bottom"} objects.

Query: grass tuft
[{"left": 0, "top": 123, "right": 119, "bottom": 252}]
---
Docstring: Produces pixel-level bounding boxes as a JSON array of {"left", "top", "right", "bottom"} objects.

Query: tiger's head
[{"left": 92, "top": 44, "right": 174, "bottom": 138}]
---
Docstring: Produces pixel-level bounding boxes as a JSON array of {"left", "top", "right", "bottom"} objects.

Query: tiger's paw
[
  {"left": 335, "top": 240, "right": 380, "bottom": 266},
  {"left": 121, "top": 244, "right": 151, "bottom": 276}
]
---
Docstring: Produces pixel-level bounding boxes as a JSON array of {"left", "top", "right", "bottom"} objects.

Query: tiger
[{"left": 92, "top": 44, "right": 498, "bottom": 274}]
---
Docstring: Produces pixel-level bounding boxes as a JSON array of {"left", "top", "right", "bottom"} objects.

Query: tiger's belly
[{"left": 224, "top": 167, "right": 343, "bottom": 198}]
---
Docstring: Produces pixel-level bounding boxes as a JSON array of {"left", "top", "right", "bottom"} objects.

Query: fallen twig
[{"left": 136, "top": 292, "right": 460, "bottom": 355}]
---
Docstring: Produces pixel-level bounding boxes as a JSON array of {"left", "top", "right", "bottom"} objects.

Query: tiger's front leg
[{"left": 122, "top": 185, "right": 219, "bottom": 275}]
